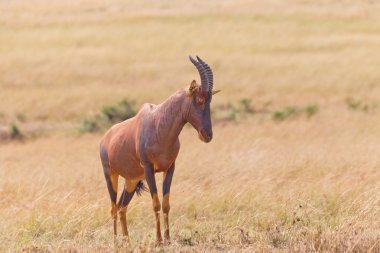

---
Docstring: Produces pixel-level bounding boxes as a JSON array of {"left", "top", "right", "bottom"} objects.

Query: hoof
[
  {"left": 122, "top": 236, "right": 131, "bottom": 244},
  {"left": 155, "top": 239, "right": 163, "bottom": 247}
]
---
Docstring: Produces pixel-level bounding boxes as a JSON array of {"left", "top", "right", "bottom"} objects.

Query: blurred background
[{"left": 1, "top": 0, "right": 380, "bottom": 252}]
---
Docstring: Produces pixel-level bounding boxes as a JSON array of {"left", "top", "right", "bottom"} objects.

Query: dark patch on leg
[
  {"left": 144, "top": 163, "right": 158, "bottom": 197},
  {"left": 105, "top": 175, "right": 117, "bottom": 203},
  {"left": 100, "top": 144, "right": 117, "bottom": 203},
  {"left": 118, "top": 188, "right": 135, "bottom": 208},
  {"left": 163, "top": 163, "right": 175, "bottom": 196}
]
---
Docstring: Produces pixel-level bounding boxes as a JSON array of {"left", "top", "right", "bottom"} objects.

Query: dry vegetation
[{"left": 1, "top": 0, "right": 380, "bottom": 252}]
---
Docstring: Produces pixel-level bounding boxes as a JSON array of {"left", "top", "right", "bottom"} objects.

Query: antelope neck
[{"left": 153, "top": 90, "right": 188, "bottom": 146}]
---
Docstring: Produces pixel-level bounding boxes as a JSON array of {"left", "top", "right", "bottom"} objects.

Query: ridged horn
[
  {"left": 189, "top": 55, "right": 209, "bottom": 91},
  {"left": 196, "top": 56, "right": 213, "bottom": 95}
]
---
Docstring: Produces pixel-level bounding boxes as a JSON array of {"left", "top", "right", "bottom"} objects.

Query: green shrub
[
  {"left": 101, "top": 99, "right": 136, "bottom": 124},
  {"left": 80, "top": 98, "right": 137, "bottom": 133},
  {"left": 305, "top": 104, "right": 319, "bottom": 118},
  {"left": 239, "top": 98, "right": 255, "bottom": 114},
  {"left": 272, "top": 106, "right": 298, "bottom": 121},
  {"left": 79, "top": 119, "right": 99, "bottom": 133},
  {"left": 9, "top": 122, "right": 23, "bottom": 140},
  {"left": 213, "top": 98, "right": 255, "bottom": 122},
  {"left": 272, "top": 104, "right": 319, "bottom": 121},
  {"left": 346, "top": 98, "right": 362, "bottom": 110},
  {"left": 346, "top": 98, "right": 370, "bottom": 112},
  {"left": 16, "top": 113, "right": 27, "bottom": 122},
  {"left": 272, "top": 111, "right": 286, "bottom": 121}
]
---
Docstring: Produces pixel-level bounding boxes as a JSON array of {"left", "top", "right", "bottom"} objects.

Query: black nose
[
  {"left": 200, "top": 129, "right": 212, "bottom": 142},
  {"left": 207, "top": 132, "right": 213, "bottom": 141}
]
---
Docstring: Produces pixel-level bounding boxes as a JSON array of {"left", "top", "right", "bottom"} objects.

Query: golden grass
[
  {"left": 1, "top": 114, "right": 380, "bottom": 252},
  {"left": 1, "top": 0, "right": 380, "bottom": 252},
  {"left": 2, "top": 0, "right": 380, "bottom": 121}
]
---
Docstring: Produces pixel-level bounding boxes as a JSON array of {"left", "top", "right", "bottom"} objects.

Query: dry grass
[{"left": 1, "top": 0, "right": 380, "bottom": 252}]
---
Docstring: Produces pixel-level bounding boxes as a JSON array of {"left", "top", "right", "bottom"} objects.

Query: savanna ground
[{"left": 1, "top": 0, "right": 380, "bottom": 252}]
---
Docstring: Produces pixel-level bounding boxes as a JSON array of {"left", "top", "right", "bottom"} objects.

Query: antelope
[{"left": 99, "top": 56, "right": 219, "bottom": 244}]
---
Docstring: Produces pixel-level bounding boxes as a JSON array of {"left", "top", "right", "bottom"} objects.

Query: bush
[
  {"left": 213, "top": 98, "right": 255, "bottom": 123},
  {"left": 16, "top": 113, "right": 27, "bottom": 122},
  {"left": 346, "top": 98, "right": 371, "bottom": 112},
  {"left": 101, "top": 99, "right": 136, "bottom": 124},
  {"left": 272, "top": 107, "right": 298, "bottom": 121},
  {"left": 80, "top": 98, "right": 137, "bottom": 133},
  {"left": 239, "top": 98, "right": 255, "bottom": 114},
  {"left": 9, "top": 122, "right": 23, "bottom": 140},
  {"left": 79, "top": 119, "right": 99, "bottom": 133},
  {"left": 305, "top": 104, "right": 319, "bottom": 118},
  {"left": 272, "top": 104, "right": 319, "bottom": 121}
]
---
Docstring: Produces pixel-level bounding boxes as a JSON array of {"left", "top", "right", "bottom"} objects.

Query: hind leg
[
  {"left": 105, "top": 171, "right": 119, "bottom": 238},
  {"left": 118, "top": 180, "right": 139, "bottom": 240},
  {"left": 100, "top": 145, "right": 119, "bottom": 238}
]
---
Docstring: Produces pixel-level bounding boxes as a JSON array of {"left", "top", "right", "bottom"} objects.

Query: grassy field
[{"left": 1, "top": 0, "right": 380, "bottom": 252}]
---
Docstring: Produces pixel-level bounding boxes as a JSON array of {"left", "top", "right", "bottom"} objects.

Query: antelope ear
[
  {"left": 189, "top": 80, "right": 198, "bottom": 95},
  {"left": 212, "top": 90, "right": 221, "bottom": 95}
]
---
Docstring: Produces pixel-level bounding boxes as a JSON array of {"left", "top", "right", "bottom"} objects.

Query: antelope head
[{"left": 187, "top": 56, "right": 220, "bottom": 143}]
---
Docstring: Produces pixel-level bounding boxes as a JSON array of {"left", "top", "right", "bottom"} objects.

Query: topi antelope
[{"left": 99, "top": 56, "right": 220, "bottom": 244}]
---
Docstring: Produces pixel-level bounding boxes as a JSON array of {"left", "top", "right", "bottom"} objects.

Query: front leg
[
  {"left": 144, "top": 163, "right": 163, "bottom": 243},
  {"left": 162, "top": 162, "right": 175, "bottom": 244},
  {"left": 118, "top": 179, "right": 140, "bottom": 242}
]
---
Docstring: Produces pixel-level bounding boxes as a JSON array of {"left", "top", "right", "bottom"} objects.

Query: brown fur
[
  {"left": 100, "top": 79, "right": 216, "bottom": 243},
  {"left": 101, "top": 84, "right": 211, "bottom": 179}
]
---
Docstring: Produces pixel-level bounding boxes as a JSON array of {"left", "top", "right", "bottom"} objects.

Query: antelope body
[{"left": 99, "top": 56, "right": 219, "bottom": 243}]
